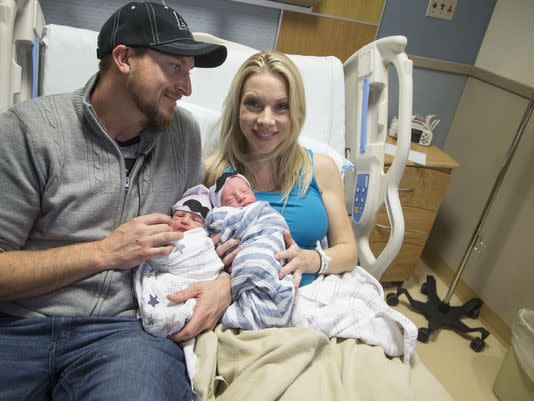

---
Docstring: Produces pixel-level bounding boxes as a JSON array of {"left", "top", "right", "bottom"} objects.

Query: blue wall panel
[{"left": 378, "top": 0, "right": 495, "bottom": 64}]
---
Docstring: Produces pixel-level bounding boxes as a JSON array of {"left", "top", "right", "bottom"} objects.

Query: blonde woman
[{"left": 204, "top": 51, "right": 357, "bottom": 287}]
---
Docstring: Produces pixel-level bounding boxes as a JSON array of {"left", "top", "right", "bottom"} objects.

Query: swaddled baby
[
  {"left": 205, "top": 174, "right": 418, "bottom": 362},
  {"left": 134, "top": 184, "right": 224, "bottom": 338},
  {"left": 205, "top": 173, "right": 295, "bottom": 330}
]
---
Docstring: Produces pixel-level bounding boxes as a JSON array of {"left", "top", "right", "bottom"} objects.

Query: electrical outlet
[
  {"left": 426, "top": 0, "right": 457, "bottom": 21},
  {"left": 473, "top": 235, "right": 487, "bottom": 256}
]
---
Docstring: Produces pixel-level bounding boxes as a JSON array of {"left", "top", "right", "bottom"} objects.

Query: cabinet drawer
[
  {"left": 369, "top": 242, "right": 423, "bottom": 282},
  {"left": 396, "top": 167, "right": 451, "bottom": 211},
  {"left": 370, "top": 206, "right": 436, "bottom": 246}
]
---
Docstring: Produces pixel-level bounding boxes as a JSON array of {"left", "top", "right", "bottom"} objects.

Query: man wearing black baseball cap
[
  {"left": 92, "top": 1, "right": 227, "bottom": 135},
  {"left": 96, "top": 1, "right": 227, "bottom": 67},
  {"left": 0, "top": 3, "right": 230, "bottom": 401}
]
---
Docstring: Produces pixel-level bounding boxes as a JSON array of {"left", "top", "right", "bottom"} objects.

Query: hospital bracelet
[{"left": 314, "top": 241, "right": 332, "bottom": 275}]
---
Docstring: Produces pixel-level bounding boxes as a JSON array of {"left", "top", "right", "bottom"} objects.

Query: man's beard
[{"left": 126, "top": 70, "right": 172, "bottom": 132}]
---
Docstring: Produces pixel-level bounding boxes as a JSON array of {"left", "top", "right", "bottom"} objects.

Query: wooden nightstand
[{"left": 371, "top": 138, "right": 459, "bottom": 283}]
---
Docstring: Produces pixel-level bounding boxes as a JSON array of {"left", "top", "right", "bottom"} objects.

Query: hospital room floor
[{"left": 388, "top": 259, "right": 508, "bottom": 401}]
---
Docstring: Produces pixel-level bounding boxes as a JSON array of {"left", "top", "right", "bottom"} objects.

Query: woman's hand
[
  {"left": 211, "top": 233, "right": 241, "bottom": 272},
  {"left": 275, "top": 230, "right": 320, "bottom": 288}
]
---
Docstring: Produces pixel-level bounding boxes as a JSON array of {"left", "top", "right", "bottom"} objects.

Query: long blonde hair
[{"left": 204, "top": 50, "right": 312, "bottom": 201}]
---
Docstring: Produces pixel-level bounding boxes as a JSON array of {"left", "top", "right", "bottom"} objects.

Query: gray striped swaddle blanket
[{"left": 205, "top": 201, "right": 295, "bottom": 329}]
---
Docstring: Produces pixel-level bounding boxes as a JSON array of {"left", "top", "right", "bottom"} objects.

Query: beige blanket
[{"left": 193, "top": 325, "right": 454, "bottom": 401}]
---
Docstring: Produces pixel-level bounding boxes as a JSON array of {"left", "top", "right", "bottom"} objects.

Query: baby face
[
  {"left": 171, "top": 210, "right": 204, "bottom": 232},
  {"left": 220, "top": 177, "right": 256, "bottom": 207}
]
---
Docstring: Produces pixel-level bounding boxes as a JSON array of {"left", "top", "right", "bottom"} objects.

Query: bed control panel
[{"left": 352, "top": 173, "right": 369, "bottom": 223}]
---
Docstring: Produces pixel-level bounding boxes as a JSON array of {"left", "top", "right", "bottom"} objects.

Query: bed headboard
[
  {"left": 36, "top": 25, "right": 346, "bottom": 157},
  {"left": 187, "top": 33, "right": 345, "bottom": 156},
  {"left": 39, "top": 24, "right": 99, "bottom": 98}
]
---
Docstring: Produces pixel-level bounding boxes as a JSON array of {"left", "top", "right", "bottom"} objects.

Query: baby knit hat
[
  {"left": 172, "top": 184, "right": 212, "bottom": 220},
  {"left": 210, "top": 172, "right": 252, "bottom": 207}
]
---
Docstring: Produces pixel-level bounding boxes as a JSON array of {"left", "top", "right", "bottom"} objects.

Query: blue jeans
[{"left": 0, "top": 313, "right": 191, "bottom": 401}]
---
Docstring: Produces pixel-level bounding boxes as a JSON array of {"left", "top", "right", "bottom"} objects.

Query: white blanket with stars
[{"left": 134, "top": 227, "right": 224, "bottom": 338}]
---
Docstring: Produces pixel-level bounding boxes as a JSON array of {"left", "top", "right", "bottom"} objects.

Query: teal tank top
[{"left": 253, "top": 150, "right": 328, "bottom": 286}]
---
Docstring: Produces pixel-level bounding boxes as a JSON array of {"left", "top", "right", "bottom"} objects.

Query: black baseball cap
[{"left": 96, "top": 2, "right": 227, "bottom": 68}]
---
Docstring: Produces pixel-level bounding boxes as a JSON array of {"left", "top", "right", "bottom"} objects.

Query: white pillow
[
  {"left": 177, "top": 101, "right": 353, "bottom": 176},
  {"left": 298, "top": 136, "right": 353, "bottom": 176},
  {"left": 40, "top": 24, "right": 99, "bottom": 95},
  {"left": 177, "top": 101, "right": 220, "bottom": 149}
]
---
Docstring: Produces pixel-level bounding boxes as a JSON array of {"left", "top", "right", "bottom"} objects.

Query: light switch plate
[{"left": 426, "top": 0, "right": 457, "bottom": 21}]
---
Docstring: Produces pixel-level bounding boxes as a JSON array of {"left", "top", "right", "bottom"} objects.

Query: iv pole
[{"left": 387, "top": 91, "right": 534, "bottom": 351}]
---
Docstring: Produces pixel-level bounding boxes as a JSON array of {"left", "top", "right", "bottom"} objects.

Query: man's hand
[
  {"left": 0, "top": 213, "right": 183, "bottom": 301},
  {"left": 167, "top": 273, "right": 232, "bottom": 342},
  {"left": 97, "top": 213, "right": 183, "bottom": 270}
]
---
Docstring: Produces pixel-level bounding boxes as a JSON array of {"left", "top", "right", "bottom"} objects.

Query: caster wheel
[
  {"left": 417, "top": 327, "right": 430, "bottom": 343},
  {"left": 467, "top": 304, "right": 481, "bottom": 319},
  {"left": 386, "top": 292, "right": 399, "bottom": 306},
  {"left": 470, "top": 337, "right": 485, "bottom": 352},
  {"left": 480, "top": 328, "right": 490, "bottom": 340},
  {"left": 420, "top": 282, "right": 428, "bottom": 295}
]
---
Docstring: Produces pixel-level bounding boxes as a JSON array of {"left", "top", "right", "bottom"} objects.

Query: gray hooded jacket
[{"left": 0, "top": 75, "right": 202, "bottom": 317}]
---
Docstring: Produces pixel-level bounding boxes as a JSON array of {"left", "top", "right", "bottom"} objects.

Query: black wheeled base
[{"left": 386, "top": 275, "right": 490, "bottom": 352}]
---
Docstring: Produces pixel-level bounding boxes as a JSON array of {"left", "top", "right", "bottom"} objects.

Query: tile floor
[{"left": 388, "top": 259, "right": 508, "bottom": 401}]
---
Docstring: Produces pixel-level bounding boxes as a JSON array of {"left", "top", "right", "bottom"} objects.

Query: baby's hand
[{"left": 211, "top": 233, "right": 241, "bottom": 269}]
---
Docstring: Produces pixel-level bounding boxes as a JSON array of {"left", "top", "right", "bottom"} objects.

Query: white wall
[
  {"left": 427, "top": 0, "right": 534, "bottom": 327},
  {"left": 475, "top": 0, "right": 534, "bottom": 87}
]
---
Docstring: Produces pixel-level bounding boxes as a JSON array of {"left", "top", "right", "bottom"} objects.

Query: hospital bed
[{"left": 2, "top": 1, "right": 454, "bottom": 400}]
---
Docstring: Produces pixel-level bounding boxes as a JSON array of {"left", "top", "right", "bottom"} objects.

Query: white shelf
[{"left": 230, "top": 0, "right": 320, "bottom": 13}]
